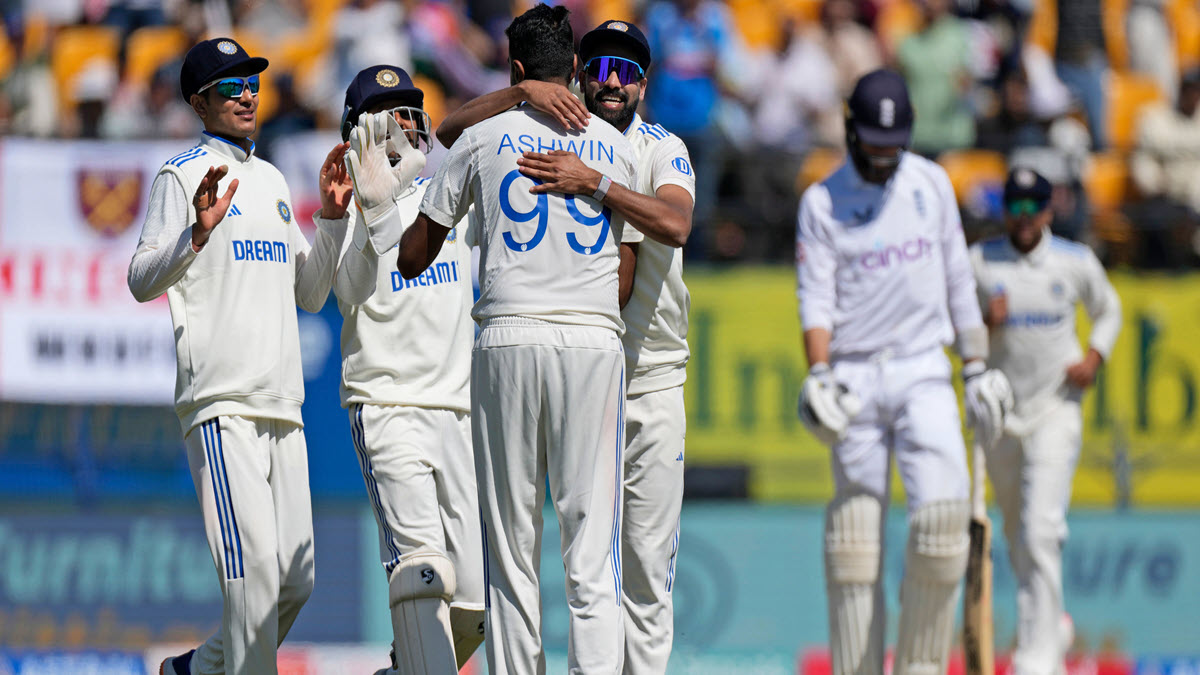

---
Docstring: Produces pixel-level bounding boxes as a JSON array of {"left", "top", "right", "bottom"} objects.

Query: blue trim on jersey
[
  {"left": 352, "top": 405, "right": 403, "bottom": 567},
  {"left": 203, "top": 131, "right": 255, "bottom": 156},
  {"left": 414, "top": 176, "right": 430, "bottom": 186},
  {"left": 201, "top": 421, "right": 233, "bottom": 580},
  {"left": 213, "top": 419, "right": 244, "bottom": 579},
  {"left": 1049, "top": 236, "right": 1089, "bottom": 258},
  {"left": 638, "top": 123, "right": 667, "bottom": 140},
  {"left": 481, "top": 514, "right": 491, "bottom": 610},
  {"left": 168, "top": 147, "right": 205, "bottom": 167},
  {"left": 610, "top": 367, "right": 624, "bottom": 605},
  {"left": 666, "top": 520, "right": 680, "bottom": 592}
]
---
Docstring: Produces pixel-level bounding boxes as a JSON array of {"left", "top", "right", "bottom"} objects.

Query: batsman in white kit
[
  {"left": 795, "top": 69, "right": 1014, "bottom": 675},
  {"left": 434, "top": 18, "right": 695, "bottom": 673},
  {"left": 970, "top": 168, "right": 1120, "bottom": 675},
  {"left": 127, "top": 38, "right": 342, "bottom": 675},
  {"left": 395, "top": 5, "right": 640, "bottom": 673},
  {"left": 317, "top": 65, "right": 485, "bottom": 674}
]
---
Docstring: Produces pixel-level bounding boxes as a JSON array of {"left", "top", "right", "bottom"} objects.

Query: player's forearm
[
  {"left": 600, "top": 181, "right": 691, "bottom": 248},
  {"left": 127, "top": 225, "right": 199, "bottom": 302},
  {"left": 397, "top": 212, "right": 449, "bottom": 279},
  {"left": 294, "top": 228, "right": 339, "bottom": 313},
  {"left": 1087, "top": 284, "right": 1122, "bottom": 359},
  {"left": 436, "top": 85, "right": 528, "bottom": 148},
  {"left": 803, "top": 328, "right": 832, "bottom": 367}
]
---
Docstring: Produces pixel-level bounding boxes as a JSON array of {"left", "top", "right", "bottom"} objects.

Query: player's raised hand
[
  {"left": 518, "top": 80, "right": 589, "bottom": 131},
  {"left": 517, "top": 150, "right": 600, "bottom": 196},
  {"left": 319, "top": 141, "right": 353, "bottom": 219},
  {"left": 193, "top": 165, "right": 238, "bottom": 251}
]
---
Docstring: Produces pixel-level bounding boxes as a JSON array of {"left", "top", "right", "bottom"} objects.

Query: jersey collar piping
[
  {"left": 623, "top": 113, "right": 642, "bottom": 140},
  {"left": 200, "top": 131, "right": 255, "bottom": 162}
]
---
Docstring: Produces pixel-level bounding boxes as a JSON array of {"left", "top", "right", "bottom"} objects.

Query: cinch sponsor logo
[
  {"left": 495, "top": 134, "right": 616, "bottom": 165},
  {"left": 390, "top": 261, "right": 461, "bottom": 292},
  {"left": 232, "top": 239, "right": 288, "bottom": 263},
  {"left": 1006, "top": 312, "right": 1066, "bottom": 327},
  {"left": 858, "top": 237, "right": 932, "bottom": 269}
]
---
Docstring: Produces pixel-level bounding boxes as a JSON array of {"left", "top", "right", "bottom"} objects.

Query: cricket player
[
  {"left": 436, "top": 20, "right": 694, "bottom": 673},
  {"left": 970, "top": 168, "right": 1120, "bottom": 675},
  {"left": 394, "top": 5, "right": 640, "bottom": 673},
  {"left": 795, "top": 69, "right": 1013, "bottom": 675},
  {"left": 128, "top": 38, "right": 343, "bottom": 675},
  {"left": 320, "top": 64, "right": 485, "bottom": 674}
]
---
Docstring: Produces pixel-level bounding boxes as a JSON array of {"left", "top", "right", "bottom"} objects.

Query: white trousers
[
  {"left": 621, "top": 385, "right": 686, "bottom": 675},
  {"left": 986, "top": 399, "right": 1081, "bottom": 675},
  {"left": 472, "top": 318, "right": 625, "bottom": 675},
  {"left": 349, "top": 403, "right": 485, "bottom": 611},
  {"left": 183, "top": 416, "right": 315, "bottom": 675},
  {"left": 830, "top": 348, "right": 969, "bottom": 507}
]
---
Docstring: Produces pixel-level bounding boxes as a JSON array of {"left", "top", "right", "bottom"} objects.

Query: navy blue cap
[
  {"left": 580, "top": 20, "right": 652, "bottom": 71},
  {"left": 1003, "top": 167, "right": 1052, "bottom": 206},
  {"left": 846, "top": 69, "right": 914, "bottom": 147},
  {"left": 180, "top": 37, "right": 268, "bottom": 101},
  {"left": 341, "top": 65, "right": 423, "bottom": 141}
]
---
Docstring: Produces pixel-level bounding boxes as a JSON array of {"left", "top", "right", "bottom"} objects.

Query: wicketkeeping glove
[
  {"left": 344, "top": 111, "right": 427, "bottom": 252},
  {"left": 963, "top": 360, "right": 1014, "bottom": 448},
  {"left": 798, "top": 363, "right": 863, "bottom": 446}
]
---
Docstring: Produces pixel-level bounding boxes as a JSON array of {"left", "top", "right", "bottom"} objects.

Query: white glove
[
  {"left": 963, "top": 360, "right": 1014, "bottom": 448},
  {"left": 344, "top": 111, "right": 427, "bottom": 252},
  {"left": 798, "top": 363, "right": 863, "bottom": 446}
]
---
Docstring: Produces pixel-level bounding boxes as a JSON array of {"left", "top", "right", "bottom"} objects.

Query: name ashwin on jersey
[
  {"left": 390, "top": 261, "right": 461, "bottom": 292},
  {"left": 495, "top": 134, "right": 616, "bottom": 165},
  {"left": 232, "top": 240, "right": 288, "bottom": 263}
]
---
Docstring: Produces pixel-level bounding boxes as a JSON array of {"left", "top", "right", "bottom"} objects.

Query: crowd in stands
[{"left": 1, "top": 0, "right": 1198, "bottom": 267}]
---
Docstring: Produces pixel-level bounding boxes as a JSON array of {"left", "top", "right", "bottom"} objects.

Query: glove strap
[{"left": 961, "top": 360, "right": 986, "bottom": 381}]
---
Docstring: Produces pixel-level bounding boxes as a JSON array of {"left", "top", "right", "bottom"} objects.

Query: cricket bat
[{"left": 963, "top": 438, "right": 994, "bottom": 675}]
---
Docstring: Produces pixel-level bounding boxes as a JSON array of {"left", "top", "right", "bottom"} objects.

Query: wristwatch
[{"left": 592, "top": 175, "right": 612, "bottom": 202}]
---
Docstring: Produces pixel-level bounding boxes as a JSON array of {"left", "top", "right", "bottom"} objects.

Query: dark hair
[{"left": 506, "top": 4, "right": 575, "bottom": 83}]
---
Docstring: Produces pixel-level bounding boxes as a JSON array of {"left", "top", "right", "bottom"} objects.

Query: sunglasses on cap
[
  {"left": 198, "top": 74, "right": 261, "bottom": 99},
  {"left": 583, "top": 56, "right": 645, "bottom": 87},
  {"left": 1006, "top": 198, "right": 1048, "bottom": 216}
]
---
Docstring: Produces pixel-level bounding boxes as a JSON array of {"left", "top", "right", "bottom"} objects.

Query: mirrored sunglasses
[
  {"left": 199, "top": 74, "right": 261, "bottom": 98},
  {"left": 1006, "top": 198, "right": 1047, "bottom": 216},
  {"left": 584, "top": 56, "right": 644, "bottom": 87}
]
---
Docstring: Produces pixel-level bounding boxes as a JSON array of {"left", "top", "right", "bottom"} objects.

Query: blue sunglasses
[
  {"left": 198, "top": 74, "right": 261, "bottom": 98},
  {"left": 583, "top": 56, "right": 645, "bottom": 86}
]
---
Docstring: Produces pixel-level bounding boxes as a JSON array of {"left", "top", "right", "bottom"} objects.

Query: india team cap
[
  {"left": 1003, "top": 167, "right": 1053, "bottom": 206},
  {"left": 180, "top": 37, "right": 268, "bottom": 102},
  {"left": 846, "top": 69, "right": 914, "bottom": 147},
  {"left": 341, "top": 65, "right": 424, "bottom": 141},
  {"left": 580, "top": 20, "right": 652, "bottom": 71}
]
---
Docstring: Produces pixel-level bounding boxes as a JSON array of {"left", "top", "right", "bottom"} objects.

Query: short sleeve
[
  {"left": 649, "top": 136, "right": 697, "bottom": 202},
  {"left": 420, "top": 128, "right": 476, "bottom": 228}
]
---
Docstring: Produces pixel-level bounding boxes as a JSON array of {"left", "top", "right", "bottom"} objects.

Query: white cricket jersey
[
  {"left": 969, "top": 231, "right": 1121, "bottom": 414},
  {"left": 796, "top": 153, "right": 983, "bottom": 360},
  {"left": 128, "top": 132, "right": 342, "bottom": 432},
  {"left": 324, "top": 177, "right": 475, "bottom": 412},
  {"left": 420, "top": 105, "right": 639, "bottom": 334},
  {"left": 621, "top": 114, "right": 697, "bottom": 396}
]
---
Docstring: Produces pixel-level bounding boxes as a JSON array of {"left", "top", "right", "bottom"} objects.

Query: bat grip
[{"left": 971, "top": 439, "right": 988, "bottom": 520}]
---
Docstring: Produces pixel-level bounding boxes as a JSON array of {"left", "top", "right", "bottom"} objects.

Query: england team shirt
[
  {"left": 796, "top": 153, "right": 983, "bottom": 360},
  {"left": 621, "top": 113, "right": 697, "bottom": 395},
  {"left": 420, "top": 106, "right": 639, "bottom": 335},
  {"left": 970, "top": 231, "right": 1121, "bottom": 415},
  {"left": 128, "top": 132, "right": 342, "bottom": 432},
  {"left": 323, "top": 178, "right": 475, "bottom": 412}
]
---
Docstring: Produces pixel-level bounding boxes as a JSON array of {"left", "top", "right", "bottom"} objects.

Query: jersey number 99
[{"left": 498, "top": 169, "right": 611, "bottom": 255}]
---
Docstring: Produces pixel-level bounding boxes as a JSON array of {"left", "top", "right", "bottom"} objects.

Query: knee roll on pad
[
  {"left": 389, "top": 553, "right": 457, "bottom": 607},
  {"left": 894, "top": 500, "right": 970, "bottom": 675},
  {"left": 825, "top": 493, "right": 884, "bottom": 585}
]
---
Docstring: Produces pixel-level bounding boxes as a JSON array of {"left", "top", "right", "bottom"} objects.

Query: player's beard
[{"left": 586, "top": 85, "right": 638, "bottom": 132}]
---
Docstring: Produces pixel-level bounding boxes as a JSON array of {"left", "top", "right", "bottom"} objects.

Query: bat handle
[{"left": 971, "top": 439, "right": 988, "bottom": 520}]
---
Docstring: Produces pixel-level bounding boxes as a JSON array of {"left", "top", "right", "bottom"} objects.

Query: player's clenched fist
[
  {"left": 962, "top": 360, "right": 1014, "bottom": 447},
  {"left": 192, "top": 164, "right": 238, "bottom": 251},
  {"left": 798, "top": 363, "right": 863, "bottom": 446}
]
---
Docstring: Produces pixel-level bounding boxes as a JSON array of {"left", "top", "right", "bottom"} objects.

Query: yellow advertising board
[{"left": 682, "top": 267, "right": 1200, "bottom": 506}]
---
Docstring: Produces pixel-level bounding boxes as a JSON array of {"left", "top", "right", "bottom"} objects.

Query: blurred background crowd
[{"left": 3, "top": 0, "right": 1199, "bottom": 267}]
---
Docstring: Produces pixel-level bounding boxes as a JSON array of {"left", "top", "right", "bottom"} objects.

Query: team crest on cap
[
  {"left": 376, "top": 69, "right": 400, "bottom": 87},
  {"left": 608, "top": 21, "right": 629, "bottom": 31},
  {"left": 1016, "top": 168, "right": 1036, "bottom": 187},
  {"left": 217, "top": 41, "right": 237, "bottom": 55},
  {"left": 276, "top": 199, "right": 292, "bottom": 224}
]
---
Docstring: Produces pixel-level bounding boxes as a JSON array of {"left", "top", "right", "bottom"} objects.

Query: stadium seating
[
  {"left": 794, "top": 147, "right": 843, "bottom": 194},
  {"left": 50, "top": 26, "right": 120, "bottom": 110},
  {"left": 1084, "top": 151, "right": 1130, "bottom": 213},
  {"left": 1107, "top": 71, "right": 1164, "bottom": 153},
  {"left": 937, "top": 149, "right": 1008, "bottom": 206},
  {"left": 123, "top": 26, "right": 186, "bottom": 89}
]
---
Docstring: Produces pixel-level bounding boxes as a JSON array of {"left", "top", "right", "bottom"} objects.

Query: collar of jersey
[
  {"left": 623, "top": 112, "right": 642, "bottom": 140},
  {"left": 1019, "top": 226, "right": 1054, "bottom": 265},
  {"left": 200, "top": 131, "right": 255, "bottom": 162}
]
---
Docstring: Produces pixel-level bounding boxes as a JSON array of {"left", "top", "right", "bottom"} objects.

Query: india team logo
[
  {"left": 217, "top": 41, "right": 237, "bottom": 55},
  {"left": 76, "top": 167, "right": 144, "bottom": 237},
  {"left": 276, "top": 199, "right": 292, "bottom": 224},
  {"left": 446, "top": 226, "right": 458, "bottom": 243},
  {"left": 671, "top": 157, "right": 693, "bottom": 176},
  {"left": 376, "top": 69, "right": 400, "bottom": 88},
  {"left": 608, "top": 21, "right": 629, "bottom": 31}
]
